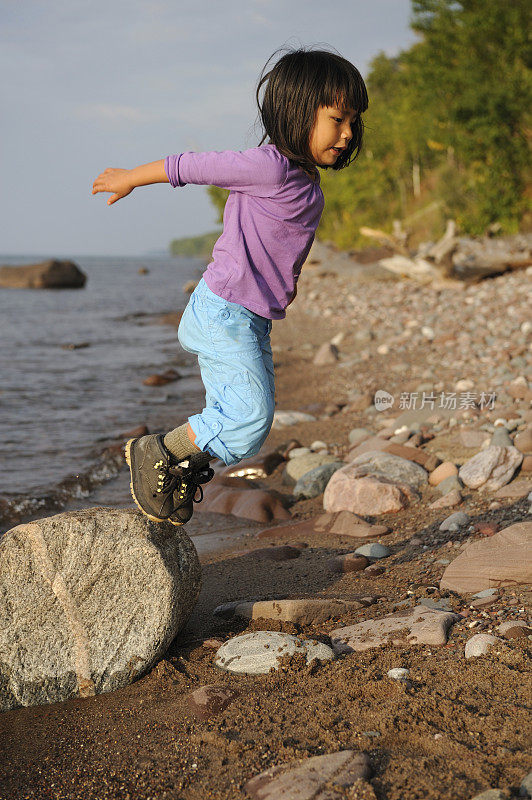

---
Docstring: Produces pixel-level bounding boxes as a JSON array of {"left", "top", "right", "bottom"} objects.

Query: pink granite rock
[
  {"left": 439, "top": 521, "right": 532, "bottom": 593},
  {"left": 329, "top": 605, "right": 460, "bottom": 653},
  {"left": 324, "top": 471, "right": 418, "bottom": 515},
  {"left": 244, "top": 750, "right": 371, "bottom": 799},
  {"left": 458, "top": 446, "right": 523, "bottom": 492}
]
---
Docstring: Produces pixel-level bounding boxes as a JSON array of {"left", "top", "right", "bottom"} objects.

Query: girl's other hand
[{"left": 91, "top": 168, "right": 134, "bottom": 205}]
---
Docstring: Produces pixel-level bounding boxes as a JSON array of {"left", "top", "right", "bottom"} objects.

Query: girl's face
[{"left": 309, "top": 104, "right": 357, "bottom": 167}]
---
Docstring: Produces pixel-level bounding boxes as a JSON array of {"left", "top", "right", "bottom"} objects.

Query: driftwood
[
  {"left": 372, "top": 222, "right": 532, "bottom": 284},
  {"left": 359, "top": 225, "right": 410, "bottom": 256}
]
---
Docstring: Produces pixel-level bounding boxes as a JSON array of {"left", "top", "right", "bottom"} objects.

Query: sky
[{"left": 0, "top": 0, "right": 418, "bottom": 257}]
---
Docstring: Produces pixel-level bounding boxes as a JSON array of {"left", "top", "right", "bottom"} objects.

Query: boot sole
[{"left": 124, "top": 439, "right": 184, "bottom": 527}]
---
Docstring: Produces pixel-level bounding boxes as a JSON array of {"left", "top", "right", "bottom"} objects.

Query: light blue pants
[{"left": 177, "top": 278, "right": 275, "bottom": 466}]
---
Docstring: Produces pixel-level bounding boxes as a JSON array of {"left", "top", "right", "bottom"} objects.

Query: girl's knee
[{"left": 228, "top": 395, "right": 274, "bottom": 461}]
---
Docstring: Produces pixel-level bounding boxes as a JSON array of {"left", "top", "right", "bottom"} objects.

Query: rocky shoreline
[{"left": 0, "top": 249, "right": 530, "bottom": 799}]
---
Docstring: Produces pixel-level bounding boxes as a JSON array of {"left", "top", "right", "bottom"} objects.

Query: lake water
[{"left": 0, "top": 254, "right": 208, "bottom": 531}]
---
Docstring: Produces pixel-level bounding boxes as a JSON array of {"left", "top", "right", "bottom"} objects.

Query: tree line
[{"left": 171, "top": 0, "right": 530, "bottom": 256}]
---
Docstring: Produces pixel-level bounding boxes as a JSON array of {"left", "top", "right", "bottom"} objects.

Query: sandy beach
[{"left": 1, "top": 251, "right": 531, "bottom": 800}]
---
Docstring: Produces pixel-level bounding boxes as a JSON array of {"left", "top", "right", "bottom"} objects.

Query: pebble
[
  {"left": 470, "top": 791, "right": 505, "bottom": 800},
  {"left": 439, "top": 511, "right": 470, "bottom": 531},
  {"left": 272, "top": 410, "right": 316, "bottom": 427},
  {"left": 387, "top": 668, "right": 410, "bottom": 681},
  {"left": 464, "top": 634, "right": 501, "bottom": 658},
  {"left": 214, "top": 631, "right": 335, "bottom": 675},
  {"left": 354, "top": 543, "right": 391, "bottom": 560}
]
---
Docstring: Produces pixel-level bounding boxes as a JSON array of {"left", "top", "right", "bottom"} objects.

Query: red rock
[
  {"left": 118, "top": 424, "right": 149, "bottom": 439},
  {"left": 256, "top": 519, "right": 317, "bottom": 541},
  {"left": 440, "top": 521, "right": 532, "bottom": 593},
  {"left": 218, "top": 450, "right": 285, "bottom": 480},
  {"left": 473, "top": 521, "right": 500, "bottom": 537},
  {"left": 245, "top": 545, "right": 301, "bottom": 561},
  {"left": 383, "top": 442, "right": 440, "bottom": 472},
  {"left": 199, "top": 479, "right": 291, "bottom": 523},
  {"left": 244, "top": 750, "right": 371, "bottom": 800},
  {"left": 187, "top": 684, "right": 240, "bottom": 720},
  {"left": 314, "top": 511, "right": 390, "bottom": 540},
  {"left": 328, "top": 554, "right": 369, "bottom": 573},
  {"left": 364, "top": 564, "right": 385, "bottom": 577},
  {"left": 142, "top": 369, "right": 180, "bottom": 386},
  {"left": 522, "top": 455, "right": 532, "bottom": 471}
]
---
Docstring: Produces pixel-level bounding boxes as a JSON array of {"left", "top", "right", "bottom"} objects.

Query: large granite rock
[
  {"left": 0, "top": 508, "right": 201, "bottom": 712},
  {"left": 0, "top": 259, "right": 87, "bottom": 289},
  {"left": 439, "top": 521, "right": 532, "bottom": 593}
]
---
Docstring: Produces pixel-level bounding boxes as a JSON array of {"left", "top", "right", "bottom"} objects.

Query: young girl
[{"left": 92, "top": 46, "right": 368, "bottom": 526}]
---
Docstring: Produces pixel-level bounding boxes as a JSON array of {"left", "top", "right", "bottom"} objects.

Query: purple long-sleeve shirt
[{"left": 164, "top": 144, "right": 324, "bottom": 319}]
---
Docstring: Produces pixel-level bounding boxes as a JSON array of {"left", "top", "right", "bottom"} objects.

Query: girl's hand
[{"left": 91, "top": 168, "right": 134, "bottom": 205}]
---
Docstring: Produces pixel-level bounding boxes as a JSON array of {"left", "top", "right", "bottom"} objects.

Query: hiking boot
[
  {"left": 169, "top": 452, "right": 215, "bottom": 526},
  {"left": 125, "top": 433, "right": 182, "bottom": 523}
]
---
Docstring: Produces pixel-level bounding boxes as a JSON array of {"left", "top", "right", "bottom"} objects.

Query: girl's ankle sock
[{"left": 163, "top": 424, "right": 199, "bottom": 461}]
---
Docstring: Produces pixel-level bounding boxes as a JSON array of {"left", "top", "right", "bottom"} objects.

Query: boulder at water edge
[
  {"left": 0, "top": 508, "right": 201, "bottom": 712},
  {"left": 0, "top": 259, "right": 87, "bottom": 289}
]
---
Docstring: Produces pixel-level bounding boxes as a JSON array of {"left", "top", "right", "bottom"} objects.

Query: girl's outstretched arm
[{"left": 91, "top": 160, "right": 169, "bottom": 205}]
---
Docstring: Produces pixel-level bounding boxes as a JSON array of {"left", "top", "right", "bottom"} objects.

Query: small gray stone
[
  {"left": 354, "top": 543, "right": 391, "bottom": 560},
  {"left": 0, "top": 509, "right": 201, "bottom": 712},
  {"left": 293, "top": 462, "right": 345, "bottom": 499},
  {"left": 439, "top": 511, "right": 470, "bottom": 531},
  {"left": 437, "top": 475, "right": 463, "bottom": 495},
  {"left": 420, "top": 597, "right": 452, "bottom": 611},
  {"left": 285, "top": 452, "right": 339, "bottom": 482},
  {"left": 490, "top": 427, "right": 514, "bottom": 447},
  {"left": 470, "top": 791, "right": 505, "bottom": 800},
  {"left": 348, "top": 428, "right": 372, "bottom": 446},
  {"left": 473, "top": 588, "right": 499, "bottom": 599},
  {"left": 214, "top": 631, "right": 334, "bottom": 675}
]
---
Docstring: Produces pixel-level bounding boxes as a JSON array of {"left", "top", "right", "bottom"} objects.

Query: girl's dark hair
[{"left": 256, "top": 46, "right": 368, "bottom": 178}]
